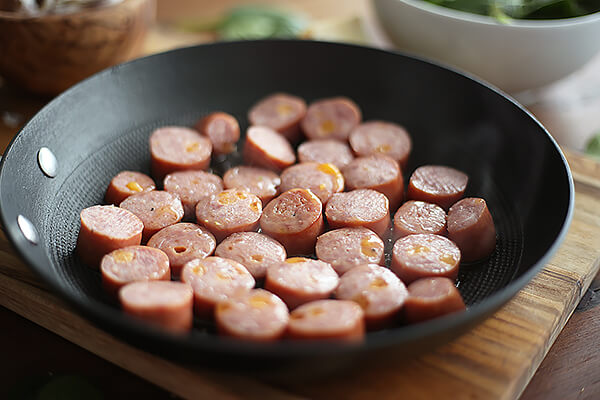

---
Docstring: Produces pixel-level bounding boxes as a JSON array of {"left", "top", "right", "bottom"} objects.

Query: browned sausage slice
[
  {"left": 301, "top": 97, "right": 361, "bottom": 141},
  {"left": 147, "top": 223, "right": 216, "bottom": 277},
  {"left": 407, "top": 165, "right": 468, "bottom": 210},
  {"left": 248, "top": 93, "right": 307, "bottom": 142},
  {"left": 150, "top": 126, "right": 212, "bottom": 180},
  {"left": 120, "top": 190, "right": 184, "bottom": 242},
  {"left": 214, "top": 232, "right": 286, "bottom": 280},
  {"left": 393, "top": 200, "right": 447, "bottom": 240},
  {"left": 447, "top": 197, "right": 496, "bottom": 262},
  {"left": 101, "top": 245, "right": 170, "bottom": 297},
  {"left": 195, "top": 112, "right": 240, "bottom": 155},
  {"left": 215, "top": 288, "right": 289, "bottom": 341},
  {"left": 287, "top": 299, "right": 365, "bottom": 342},
  {"left": 223, "top": 166, "right": 280, "bottom": 204},
  {"left": 279, "top": 162, "right": 344, "bottom": 205},
  {"left": 195, "top": 189, "right": 262, "bottom": 242},
  {"left": 404, "top": 277, "right": 466, "bottom": 323},
  {"left": 77, "top": 205, "right": 143, "bottom": 267},
  {"left": 334, "top": 264, "right": 408, "bottom": 329},
  {"left": 163, "top": 170, "right": 223, "bottom": 220},
  {"left": 349, "top": 121, "right": 412, "bottom": 169},
  {"left": 105, "top": 171, "right": 155, "bottom": 205},
  {"left": 391, "top": 234, "right": 461, "bottom": 284},
  {"left": 180, "top": 256, "right": 255, "bottom": 318},
  {"left": 119, "top": 281, "right": 193, "bottom": 334},
  {"left": 325, "top": 189, "right": 391, "bottom": 239},
  {"left": 259, "top": 188, "right": 324, "bottom": 255},
  {"left": 297, "top": 139, "right": 355, "bottom": 169},
  {"left": 264, "top": 257, "right": 339, "bottom": 309},
  {"left": 315, "top": 227, "right": 384, "bottom": 276},
  {"left": 243, "top": 126, "right": 296, "bottom": 172}
]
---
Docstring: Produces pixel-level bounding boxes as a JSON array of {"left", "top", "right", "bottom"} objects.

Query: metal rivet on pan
[
  {"left": 17, "top": 215, "right": 39, "bottom": 245},
  {"left": 37, "top": 147, "right": 57, "bottom": 178}
]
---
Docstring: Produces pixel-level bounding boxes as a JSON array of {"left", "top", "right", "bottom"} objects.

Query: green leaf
[
  {"left": 217, "top": 6, "right": 308, "bottom": 40},
  {"left": 585, "top": 133, "right": 600, "bottom": 159}
]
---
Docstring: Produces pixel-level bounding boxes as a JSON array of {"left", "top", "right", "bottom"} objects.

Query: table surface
[{"left": 3, "top": 1, "right": 600, "bottom": 399}]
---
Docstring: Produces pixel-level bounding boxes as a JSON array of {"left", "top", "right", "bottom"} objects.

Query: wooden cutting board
[{"left": 0, "top": 148, "right": 599, "bottom": 399}]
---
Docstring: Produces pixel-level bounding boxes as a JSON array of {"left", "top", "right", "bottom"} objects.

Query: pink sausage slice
[
  {"left": 105, "top": 171, "right": 155, "bottom": 205},
  {"left": 297, "top": 139, "right": 355, "bottom": 169},
  {"left": 391, "top": 234, "right": 461, "bottom": 284},
  {"left": 279, "top": 162, "right": 344, "bottom": 205},
  {"left": 149, "top": 126, "right": 212, "bottom": 180},
  {"left": 215, "top": 288, "right": 289, "bottom": 342},
  {"left": 393, "top": 200, "right": 447, "bottom": 240},
  {"left": 315, "top": 227, "right": 384, "bottom": 276},
  {"left": 195, "top": 189, "right": 262, "bottom": 242},
  {"left": 223, "top": 166, "right": 280, "bottom": 204},
  {"left": 195, "top": 112, "right": 240, "bottom": 155},
  {"left": 288, "top": 299, "right": 365, "bottom": 342},
  {"left": 343, "top": 155, "right": 404, "bottom": 211},
  {"left": 120, "top": 190, "right": 184, "bottom": 242},
  {"left": 248, "top": 93, "right": 307, "bottom": 143},
  {"left": 77, "top": 205, "right": 143, "bottom": 268},
  {"left": 404, "top": 277, "right": 466, "bottom": 323},
  {"left": 264, "top": 257, "right": 339, "bottom": 310},
  {"left": 259, "top": 188, "right": 324, "bottom": 255},
  {"left": 349, "top": 121, "right": 412, "bottom": 170},
  {"left": 447, "top": 198, "right": 496, "bottom": 262},
  {"left": 215, "top": 232, "right": 286, "bottom": 280},
  {"left": 243, "top": 126, "right": 296, "bottom": 172},
  {"left": 147, "top": 223, "right": 216, "bottom": 277},
  {"left": 407, "top": 165, "right": 468, "bottom": 210},
  {"left": 335, "top": 264, "right": 408, "bottom": 329},
  {"left": 301, "top": 97, "right": 362, "bottom": 141},
  {"left": 100, "top": 245, "right": 170, "bottom": 297},
  {"left": 325, "top": 189, "right": 391, "bottom": 239},
  {"left": 119, "top": 281, "right": 193, "bottom": 334},
  {"left": 163, "top": 170, "right": 223, "bottom": 220}
]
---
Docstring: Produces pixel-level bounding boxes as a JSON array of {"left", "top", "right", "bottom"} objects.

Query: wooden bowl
[{"left": 0, "top": 0, "right": 155, "bottom": 95}]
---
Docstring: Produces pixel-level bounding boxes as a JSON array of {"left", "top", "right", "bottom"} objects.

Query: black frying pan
[{"left": 0, "top": 40, "right": 573, "bottom": 372}]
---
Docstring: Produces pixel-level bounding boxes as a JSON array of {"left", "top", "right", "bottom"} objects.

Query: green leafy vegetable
[{"left": 585, "top": 133, "right": 600, "bottom": 159}]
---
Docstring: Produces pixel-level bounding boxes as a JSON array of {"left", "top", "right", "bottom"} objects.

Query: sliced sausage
[
  {"left": 149, "top": 126, "right": 212, "bottom": 180},
  {"left": 297, "top": 139, "right": 354, "bottom": 169},
  {"left": 447, "top": 197, "right": 496, "bottom": 262},
  {"left": 100, "top": 245, "right": 170, "bottom": 297},
  {"left": 264, "top": 257, "right": 339, "bottom": 309},
  {"left": 195, "top": 112, "right": 240, "bottom": 155},
  {"left": 147, "top": 223, "right": 216, "bottom": 277},
  {"left": 391, "top": 233, "right": 461, "bottom": 284},
  {"left": 195, "top": 189, "right": 262, "bottom": 242},
  {"left": 301, "top": 97, "right": 361, "bottom": 141},
  {"left": 334, "top": 264, "right": 408, "bottom": 329},
  {"left": 287, "top": 299, "right": 365, "bottom": 342},
  {"left": 77, "top": 205, "right": 143, "bottom": 267},
  {"left": 343, "top": 155, "right": 404, "bottom": 211},
  {"left": 105, "top": 171, "right": 155, "bottom": 205},
  {"left": 215, "top": 232, "right": 286, "bottom": 280},
  {"left": 215, "top": 288, "right": 289, "bottom": 341},
  {"left": 349, "top": 121, "right": 412, "bottom": 169},
  {"left": 279, "top": 162, "right": 344, "bottom": 205},
  {"left": 407, "top": 165, "right": 468, "bottom": 210},
  {"left": 243, "top": 126, "right": 296, "bottom": 172},
  {"left": 325, "top": 189, "right": 391, "bottom": 239},
  {"left": 223, "top": 166, "right": 280, "bottom": 204},
  {"left": 259, "top": 188, "right": 324, "bottom": 255},
  {"left": 120, "top": 190, "right": 184, "bottom": 242},
  {"left": 393, "top": 200, "right": 447, "bottom": 240},
  {"left": 404, "top": 277, "right": 466, "bottom": 323},
  {"left": 315, "top": 227, "right": 384, "bottom": 276},
  {"left": 181, "top": 256, "right": 255, "bottom": 318},
  {"left": 119, "top": 281, "right": 193, "bottom": 334},
  {"left": 163, "top": 170, "right": 223, "bottom": 220},
  {"left": 248, "top": 93, "right": 307, "bottom": 142}
]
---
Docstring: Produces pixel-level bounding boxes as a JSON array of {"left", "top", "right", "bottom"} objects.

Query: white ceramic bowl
[{"left": 373, "top": 0, "right": 600, "bottom": 93}]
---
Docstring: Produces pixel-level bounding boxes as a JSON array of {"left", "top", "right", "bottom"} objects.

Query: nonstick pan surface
[{"left": 0, "top": 40, "right": 573, "bottom": 368}]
